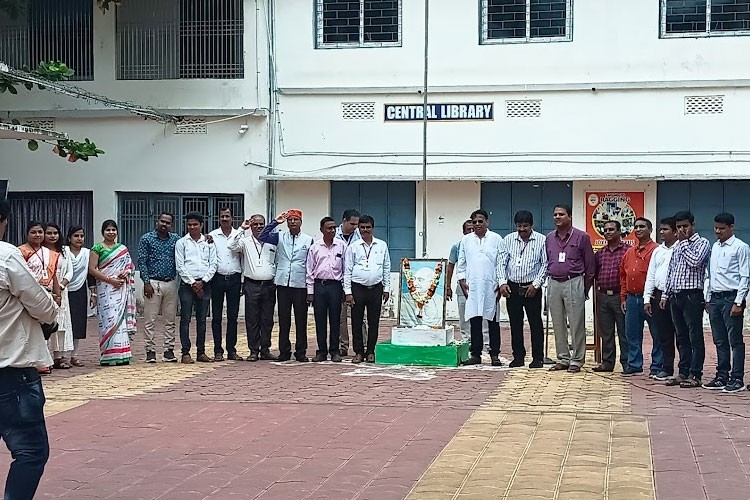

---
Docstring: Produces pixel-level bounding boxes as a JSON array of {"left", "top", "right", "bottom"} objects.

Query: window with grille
[
  {"left": 116, "top": 0, "right": 244, "bottom": 80},
  {"left": 118, "top": 193, "right": 244, "bottom": 265},
  {"left": 505, "top": 99, "right": 542, "bottom": 118},
  {"left": 0, "top": 0, "right": 93, "bottom": 80},
  {"left": 316, "top": 0, "right": 402, "bottom": 48},
  {"left": 342, "top": 102, "right": 376, "bottom": 120},
  {"left": 684, "top": 95, "right": 725, "bottom": 114},
  {"left": 661, "top": 0, "right": 750, "bottom": 37},
  {"left": 481, "top": 0, "right": 572, "bottom": 44}
]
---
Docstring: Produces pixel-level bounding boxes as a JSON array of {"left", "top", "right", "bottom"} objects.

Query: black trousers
[
  {"left": 652, "top": 289, "right": 677, "bottom": 376},
  {"left": 351, "top": 282, "right": 383, "bottom": 356},
  {"left": 244, "top": 278, "right": 276, "bottom": 354},
  {"left": 506, "top": 281, "right": 544, "bottom": 362},
  {"left": 470, "top": 316, "right": 500, "bottom": 358},
  {"left": 313, "top": 280, "right": 343, "bottom": 356},
  {"left": 277, "top": 286, "right": 308, "bottom": 357},
  {"left": 211, "top": 273, "right": 242, "bottom": 355}
]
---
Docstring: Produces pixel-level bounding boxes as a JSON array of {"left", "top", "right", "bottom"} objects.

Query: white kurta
[
  {"left": 456, "top": 231, "right": 503, "bottom": 322},
  {"left": 48, "top": 251, "right": 74, "bottom": 353}
]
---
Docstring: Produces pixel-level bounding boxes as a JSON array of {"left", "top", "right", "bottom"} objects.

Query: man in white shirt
[
  {"left": 701, "top": 212, "right": 750, "bottom": 393},
  {"left": 497, "top": 211, "right": 548, "bottom": 369},
  {"left": 644, "top": 217, "right": 677, "bottom": 381},
  {"left": 176, "top": 212, "right": 218, "bottom": 364},
  {"left": 208, "top": 207, "right": 243, "bottom": 362},
  {"left": 336, "top": 209, "right": 364, "bottom": 356},
  {"left": 0, "top": 197, "right": 59, "bottom": 499},
  {"left": 344, "top": 215, "right": 390, "bottom": 364},
  {"left": 229, "top": 214, "right": 278, "bottom": 361},
  {"left": 456, "top": 209, "right": 503, "bottom": 367}
]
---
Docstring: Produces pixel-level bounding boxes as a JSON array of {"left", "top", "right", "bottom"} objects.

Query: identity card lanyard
[
  {"left": 363, "top": 242, "right": 373, "bottom": 270},
  {"left": 252, "top": 236, "right": 264, "bottom": 265},
  {"left": 557, "top": 231, "right": 572, "bottom": 263},
  {"left": 35, "top": 248, "right": 48, "bottom": 280},
  {"left": 516, "top": 239, "right": 530, "bottom": 267}
]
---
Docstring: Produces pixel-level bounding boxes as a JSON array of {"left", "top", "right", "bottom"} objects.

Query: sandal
[
  {"left": 70, "top": 358, "right": 85, "bottom": 367},
  {"left": 53, "top": 359, "right": 72, "bottom": 370},
  {"left": 680, "top": 377, "right": 701, "bottom": 388}
]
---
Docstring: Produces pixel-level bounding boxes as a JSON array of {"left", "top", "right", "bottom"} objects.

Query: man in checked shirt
[
  {"left": 592, "top": 220, "right": 629, "bottom": 373},
  {"left": 659, "top": 211, "right": 710, "bottom": 388}
]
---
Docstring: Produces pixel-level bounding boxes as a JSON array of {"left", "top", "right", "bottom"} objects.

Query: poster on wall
[{"left": 585, "top": 192, "right": 645, "bottom": 250}]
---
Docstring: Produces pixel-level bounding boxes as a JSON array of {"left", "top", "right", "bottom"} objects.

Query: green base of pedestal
[{"left": 374, "top": 341, "right": 469, "bottom": 367}]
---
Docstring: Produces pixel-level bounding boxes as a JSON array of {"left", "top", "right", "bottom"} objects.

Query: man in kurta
[
  {"left": 546, "top": 204, "right": 596, "bottom": 373},
  {"left": 456, "top": 209, "right": 503, "bottom": 366}
]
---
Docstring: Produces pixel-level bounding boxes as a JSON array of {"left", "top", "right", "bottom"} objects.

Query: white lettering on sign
[{"left": 384, "top": 103, "right": 494, "bottom": 121}]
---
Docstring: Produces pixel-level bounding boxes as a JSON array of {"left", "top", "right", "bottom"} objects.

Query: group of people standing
[
  {"left": 16, "top": 218, "right": 135, "bottom": 371},
  {"left": 447, "top": 205, "right": 748, "bottom": 393},
  {"left": 137, "top": 207, "right": 390, "bottom": 365}
]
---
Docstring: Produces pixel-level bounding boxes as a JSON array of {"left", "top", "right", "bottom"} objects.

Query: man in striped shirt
[
  {"left": 497, "top": 211, "right": 548, "bottom": 368},
  {"left": 660, "top": 211, "right": 710, "bottom": 388},
  {"left": 592, "top": 220, "right": 629, "bottom": 373}
]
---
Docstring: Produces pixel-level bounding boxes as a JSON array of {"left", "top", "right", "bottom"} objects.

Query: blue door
[
  {"left": 657, "top": 181, "right": 750, "bottom": 244},
  {"left": 481, "top": 182, "right": 573, "bottom": 237},
  {"left": 331, "top": 181, "right": 416, "bottom": 271}
]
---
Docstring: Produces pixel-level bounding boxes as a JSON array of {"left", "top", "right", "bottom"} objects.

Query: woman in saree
[
  {"left": 44, "top": 223, "right": 75, "bottom": 369},
  {"left": 88, "top": 220, "right": 136, "bottom": 366},
  {"left": 66, "top": 225, "right": 96, "bottom": 367},
  {"left": 19, "top": 221, "right": 61, "bottom": 374}
]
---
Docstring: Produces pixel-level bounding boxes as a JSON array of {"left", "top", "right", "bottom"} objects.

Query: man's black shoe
[
  {"left": 528, "top": 360, "right": 544, "bottom": 369},
  {"left": 277, "top": 353, "right": 292, "bottom": 362},
  {"left": 462, "top": 356, "right": 481, "bottom": 366},
  {"left": 509, "top": 358, "right": 524, "bottom": 368}
]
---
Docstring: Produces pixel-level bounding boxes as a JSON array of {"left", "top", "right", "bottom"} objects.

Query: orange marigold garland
[{"left": 402, "top": 258, "right": 443, "bottom": 319}]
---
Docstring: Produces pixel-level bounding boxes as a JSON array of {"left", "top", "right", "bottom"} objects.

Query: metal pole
[
  {"left": 543, "top": 282, "right": 555, "bottom": 365},
  {"left": 421, "top": 0, "right": 429, "bottom": 258}
]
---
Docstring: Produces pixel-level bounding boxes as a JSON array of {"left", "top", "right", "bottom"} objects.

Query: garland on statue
[{"left": 402, "top": 258, "right": 442, "bottom": 319}]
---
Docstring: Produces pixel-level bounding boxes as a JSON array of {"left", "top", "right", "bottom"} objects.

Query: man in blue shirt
[
  {"left": 259, "top": 209, "right": 314, "bottom": 362},
  {"left": 138, "top": 212, "right": 180, "bottom": 363}
]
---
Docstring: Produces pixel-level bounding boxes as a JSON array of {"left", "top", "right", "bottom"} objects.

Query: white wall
[
  {"left": 0, "top": 116, "right": 268, "bottom": 224},
  {"left": 274, "top": 181, "right": 331, "bottom": 238},
  {"left": 274, "top": 0, "right": 750, "bottom": 89},
  {"left": 0, "top": 0, "right": 268, "bottom": 113}
]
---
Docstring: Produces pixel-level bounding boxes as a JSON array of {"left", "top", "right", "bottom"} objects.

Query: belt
[
  {"left": 711, "top": 290, "right": 738, "bottom": 298},
  {"left": 150, "top": 277, "right": 174, "bottom": 282},
  {"left": 676, "top": 288, "right": 703, "bottom": 296},
  {"left": 627, "top": 292, "right": 643, "bottom": 297},
  {"left": 314, "top": 278, "right": 341, "bottom": 286},
  {"left": 245, "top": 277, "right": 274, "bottom": 285},
  {"left": 597, "top": 286, "right": 620, "bottom": 296},
  {"left": 508, "top": 281, "right": 532, "bottom": 287},
  {"left": 217, "top": 273, "right": 240, "bottom": 280},
  {"left": 550, "top": 273, "right": 583, "bottom": 283},
  {"left": 352, "top": 282, "right": 382, "bottom": 290}
]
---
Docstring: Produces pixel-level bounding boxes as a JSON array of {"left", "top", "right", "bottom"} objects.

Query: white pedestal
[{"left": 391, "top": 326, "right": 454, "bottom": 347}]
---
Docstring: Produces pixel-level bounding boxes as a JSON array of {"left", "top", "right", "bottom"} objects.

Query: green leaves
[{"left": 54, "top": 139, "right": 106, "bottom": 163}]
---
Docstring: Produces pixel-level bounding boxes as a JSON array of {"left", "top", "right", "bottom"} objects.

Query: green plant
[{"left": 52, "top": 139, "right": 105, "bottom": 163}]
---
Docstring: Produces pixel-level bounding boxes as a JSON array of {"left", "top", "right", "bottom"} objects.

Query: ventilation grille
[
  {"left": 174, "top": 117, "right": 207, "bottom": 134},
  {"left": 24, "top": 118, "right": 55, "bottom": 131},
  {"left": 505, "top": 99, "right": 542, "bottom": 118},
  {"left": 342, "top": 102, "right": 376, "bottom": 120},
  {"left": 685, "top": 95, "right": 724, "bottom": 115}
]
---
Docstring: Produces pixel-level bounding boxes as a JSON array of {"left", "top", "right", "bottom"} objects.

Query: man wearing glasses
[{"left": 619, "top": 218, "right": 661, "bottom": 377}]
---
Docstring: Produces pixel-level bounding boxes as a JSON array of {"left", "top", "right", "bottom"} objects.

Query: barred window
[
  {"left": 116, "top": 0, "right": 244, "bottom": 80},
  {"left": 661, "top": 0, "right": 750, "bottom": 37},
  {"left": 0, "top": 0, "right": 93, "bottom": 80},
  {"left": 481, "top": 0, "right": 572, "bottom": 44},
  {"left": 316, "top": 0, "right": 402, "bottom": 48}
]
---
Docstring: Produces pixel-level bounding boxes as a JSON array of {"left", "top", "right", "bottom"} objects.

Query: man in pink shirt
[{"left": 306, "top": 217, "right": 347, "bottom": 362}]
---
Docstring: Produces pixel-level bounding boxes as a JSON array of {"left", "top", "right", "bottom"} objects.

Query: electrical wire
[{"left": 0, "top": 63, "right": 177, "bottom": 124}]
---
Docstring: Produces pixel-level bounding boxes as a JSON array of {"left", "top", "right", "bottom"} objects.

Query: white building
[{"left": 2, "top": 0, "right": 750, "bottom": 272}]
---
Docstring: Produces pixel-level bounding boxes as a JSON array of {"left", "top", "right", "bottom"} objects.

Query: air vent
[
  {"left": 174, "top": 117, "right": 207, "bottom": 134},
  {"left": 505, "top": 99, "right": 541, "bottom": 118},
  {"left": 685, "top": 95, "right": 724, "bottom": 115},
  {"left": 342, "top": 102, "right": 376, "bottom": 120},
  {"left": 24, "top": 118, "right": 55, "bottom": 131}
]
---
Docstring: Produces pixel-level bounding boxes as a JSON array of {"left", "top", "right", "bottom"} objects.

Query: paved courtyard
[{"left": 4, "top": 317, "right": 750, "bottom": 499}]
